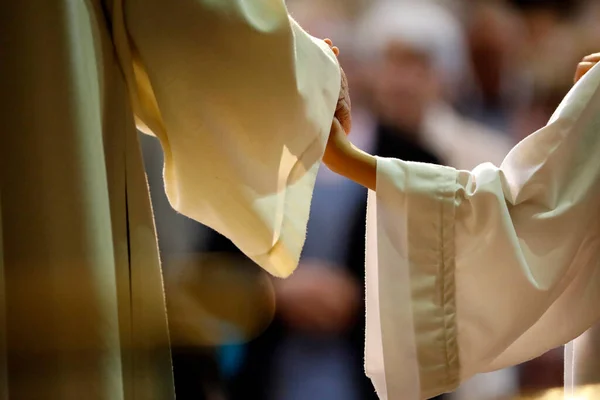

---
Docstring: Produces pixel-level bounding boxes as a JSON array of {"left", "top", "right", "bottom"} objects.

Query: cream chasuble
[
  {"left": 0, "top": 0, "right": 340, "bottom": 398},
  {"left": 366, "top": 63, "right": 600, "bottom": 399}
]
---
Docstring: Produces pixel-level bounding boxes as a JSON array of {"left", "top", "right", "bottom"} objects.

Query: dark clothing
[
  {"left": 172, "top": 347, "right": 222, "bottom": 400},
  {"left": 198, "top": 124, "right": 443, "bottom": 400}
]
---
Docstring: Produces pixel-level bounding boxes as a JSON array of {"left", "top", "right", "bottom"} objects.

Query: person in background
[
  {"left": 354, "top": 2, "right": 517, "bottom": 398},
  {"left": 201, "top": 2, "right": 513, "bottom": 400},
  {"left": 506, "top": 1, "right": 588, "bottom": 390},
  {"left": 356, "top": 1, "right": 514, "bottom": 172},
  {"left": 508, "top": 0, "right": 587, "bottom": 143},
  {"left": 200, "top": 18, "right": 380, "bottom": 400},
  {"left": 200, "top": 1, "right": 445, "bottom": 399},
  {"left": 458, "top": 0, "right": 529, "bottom": 134},
  {"left": 323, "top": 38, "right": 600, "bottom": 399}
]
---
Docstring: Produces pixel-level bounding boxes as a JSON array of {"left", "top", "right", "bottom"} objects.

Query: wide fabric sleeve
[
  {"left": 365, "top": 62, "right": 600, "bottom": 399},
  {"left": 110, "top": 0, "right": 340, "bottom": 277}
]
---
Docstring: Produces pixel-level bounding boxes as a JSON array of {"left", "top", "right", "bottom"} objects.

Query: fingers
[
  {"left": 324, "top": 38, "right": 340, "bottom": 57},
  {"left": 575, "top": 61, "right": 596, "bottom": 83},
  {"left": 575, "top": 53, "right": 600, "bottom": 83},
  {"left": 324, "top": 38, "right": 350, "bottom": 131},
  {"left": 335, "top": 102, "right": 352, "bottom": 134},
  {"left": 582, "top": 53, "right": 600, "bottom": 63}
]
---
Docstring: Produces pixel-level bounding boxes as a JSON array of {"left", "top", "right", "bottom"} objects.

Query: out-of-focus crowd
[{"left": 140, "top": 0, "right": 600, "bottom": 399}]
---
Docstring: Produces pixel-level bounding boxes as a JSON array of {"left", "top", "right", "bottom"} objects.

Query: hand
[
  {"left": 321, "top": 39, "right": 377, "bottom": 191},
  {"left": 574, "top": 53, "right": 600, "bottom": 83},
  {"left": 323, "top": 118, "right": 377, "bottom": 191},
  {"left": 324, "top": 39, "right": 351, "bottom": 134},
  {"left": 323, "top": 118, "right": 352, "bottom": 171},
  {"left": 274, "top": 262, "right": 360, "bottom": 334}
]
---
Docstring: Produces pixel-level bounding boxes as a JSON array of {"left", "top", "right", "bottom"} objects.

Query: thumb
[{"left": 575, "top": 61, "right": 595, "bottom": 83}]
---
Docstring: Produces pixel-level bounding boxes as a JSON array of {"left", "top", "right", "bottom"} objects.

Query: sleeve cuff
[
  {"left": 366, "top": 157, "right": 460, "bottom": 399},
  {"left": 250, "top": 138, "right": 323, "bottom": 277},
  {"left": 250, "top": 21, "right": 340, "bottom": 277}
]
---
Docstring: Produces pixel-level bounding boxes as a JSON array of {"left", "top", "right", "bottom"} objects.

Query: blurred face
[
  {"left": 468, "top": 4, "right": 525, "bottom": 101},
  {"left": 372, "top": 40, "right": 439, "bottom": 132}
]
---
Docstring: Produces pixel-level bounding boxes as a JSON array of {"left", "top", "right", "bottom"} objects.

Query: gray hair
[{"left": 356, "top": 0, "right": 472, "bottom": 96}]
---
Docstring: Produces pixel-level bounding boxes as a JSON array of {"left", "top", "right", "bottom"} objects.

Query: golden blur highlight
[
  {"left": 1, "top": 254, "right": 273, "bottom": 397},
  {"left": 3, "top": 253, "right": 275, "bottom": 354},
  {"left": 513, "top": 385, "right": 600, "bottom": 400},
  {"left": 3, "top": 258, "right": 170, "bottom": 397},
  {"left": 164, "top": 253, "right": 276, "bottom": 348}
]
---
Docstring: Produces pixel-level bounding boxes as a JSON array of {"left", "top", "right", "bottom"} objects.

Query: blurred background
[{"left": 140, "top": 0, "right": 600, "bottom": 399}]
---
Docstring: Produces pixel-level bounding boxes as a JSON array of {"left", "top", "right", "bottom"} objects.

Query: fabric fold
[
  {"left": 365, "top": 63, "right": 600, "bottom": 399},
  {"left": 112, "top": 0, "right": 341, "bottom": 277}
]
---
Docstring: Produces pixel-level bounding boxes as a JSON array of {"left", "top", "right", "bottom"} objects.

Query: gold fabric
[{"left": 0, "top": 1, "right": 339, "bottom": 398}]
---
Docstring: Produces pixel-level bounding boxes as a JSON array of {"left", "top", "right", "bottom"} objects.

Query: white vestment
[
  {"left": 0, "top": 1, "right": 339, "bottom": 398},
  {"left": 366, "top": 63, "right": 600, "bottom": 399}
]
